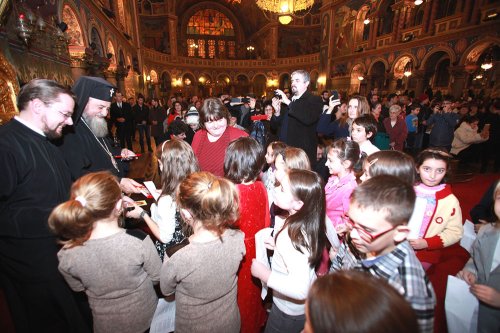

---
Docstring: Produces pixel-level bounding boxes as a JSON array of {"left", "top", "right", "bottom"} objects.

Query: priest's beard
[
  {"left": 41, "top": 115, "right": 63, "bottom": 139},
  {"left": 83, "top": 114, "right": 108, "bottom": 138}
]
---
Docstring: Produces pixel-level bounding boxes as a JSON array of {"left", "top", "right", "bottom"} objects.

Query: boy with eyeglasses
[{"left": 331, "top": 175, "right": 436, "bottom": 333}]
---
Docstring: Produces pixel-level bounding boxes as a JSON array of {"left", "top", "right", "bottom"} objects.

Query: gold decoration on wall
[{"left": 0, "top": 51, "right": 20, "bottom": 125}]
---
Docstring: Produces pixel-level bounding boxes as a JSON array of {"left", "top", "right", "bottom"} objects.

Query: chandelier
[{"left": 256, "top": 0, "right": 315, "bottom": 25}]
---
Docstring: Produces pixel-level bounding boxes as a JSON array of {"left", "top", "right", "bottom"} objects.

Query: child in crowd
[
  {"left": 324, "top": 139, "right": 360, "bottom": 234},
  {"left": 131, "top": 139, "right": 199, "bottom": 261},
  {"left": 457, "top": 181, "right": 500, "bottom": 333},
  {"left": 251, "top": 169, "right": 327, "bottom": 333},
  {"left": 224, "top": 137, "right": 270, "bottom": 333},
  {"left": 274, "top": 146, "right": 311, "bottom": 184},
  {"left": 272, "top": 146, "right": 311, "bottom": 229},
  {"left": 405, "top": 104, "right": 421, "bottom": 155},
  {"left": 351, "top": 114, "right": 380, "bottom": 156},
  {"left": 160, "top": 172, "right": 245, "bottom": 333},
  {"left": 304, "top": 271, "right": 419, "bottom": 333},
  {"left": 408, "top": 149, "right": 464, "bottom": 268},
  {"left": 262, "top": 141, "right": 287, "bottom": 209},
  {"left": 49, "top": 172, "right": 162, "bottom": 333},
  {"left": 384, "top": 104, "right": 408, "bottom": 151},
  {"left": 360, "top": 150, "right": 416, "bottom": 184},
  {"left": 408, "top": 148, "right": 467, "bottom": 333},
  {"left": 314, "top": 139, "right": 331, "bottom": 182},
  {"left": 342, "top": 175, "right": 436, "bottom": 333}
]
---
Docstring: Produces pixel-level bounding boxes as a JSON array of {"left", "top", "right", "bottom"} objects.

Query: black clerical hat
[{"left": 71, "top": 76, "right": 116, "bottom": 124}]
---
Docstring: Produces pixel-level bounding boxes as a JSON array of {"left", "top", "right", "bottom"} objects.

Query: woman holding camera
[{"left": 191, "top": 98, "right": 248, "bottom": 177}]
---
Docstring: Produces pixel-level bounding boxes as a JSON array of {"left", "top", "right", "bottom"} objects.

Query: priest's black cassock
[{"left": 0, "top": 119, "right": 90, "bottom": 332}]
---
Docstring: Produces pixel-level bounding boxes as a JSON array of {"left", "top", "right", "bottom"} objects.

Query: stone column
[
  {"left": 412, "top": 69, "right": 426, "bottom": 97},
  {"left": 323, "top": 2, "right": 341, "bottom": 88},
  {"left": 421, "top": 0, "right": 433, "bottom": 34},
  {"left": 368, "top": 17, "right": 379, "bottom": 49},
  {"left": 386, "top": 73, "right": 399, "bottom": 93},
  {"left": 269, "top": 23, "right": 279, "bottom": 60},
  {"left": 391, "top": 7, "right": 401, "bottom": 42},
  {"left": 448, "top": 66, "right": 468, "bottom": 99},
  {"left": 396, "top": 6, "right": 409, "bottom": 42},
  {"left": 104, "top": 70, "right": 117, "bottom": 87},
  {"left": 168, "top": 15, "right": 178, "bottom": 57},
  {"left": 461, "top": 0, "right": 474, "bottom": 26},
  {"left": 427, "top": 0, "right": 439, "bottom": 35},
  {"left": 470, "top": 0, "right": 484, "bottom": 25}
]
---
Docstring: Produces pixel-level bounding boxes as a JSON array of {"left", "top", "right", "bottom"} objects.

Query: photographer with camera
[
  {"left": 424, "top": 96, "right": 459, "bottom": 152},
  {"left": 270, "top": 70, "right": 323, "bottom": 167}
]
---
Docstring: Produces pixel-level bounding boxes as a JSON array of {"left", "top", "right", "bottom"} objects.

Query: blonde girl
[
  {"left": 160, "top": 172, "right": 245, "bottom": 333},
  {"left": 49, "top": 172, "right": 161, "bottom": 333}
]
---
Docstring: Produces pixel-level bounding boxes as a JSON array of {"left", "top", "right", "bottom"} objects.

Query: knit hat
[
  {"left": 419, "top": 93, "right": 429, "bottom": 102},
  {"left": 185, "top": 106, "right": 199, "bottom": 125}
]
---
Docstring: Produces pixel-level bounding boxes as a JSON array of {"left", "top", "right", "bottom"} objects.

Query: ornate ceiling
[{"left": 174, "top": 0, "right": 322, "bottom": 37}]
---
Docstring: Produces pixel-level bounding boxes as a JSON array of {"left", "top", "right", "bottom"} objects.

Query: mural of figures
[
  {"left": 322, "top": 14, "right": 329, "bottom": 42},
  {"left": 63, "top": 5, "right": 84, "bottom": 46},
  {"left": 334, "top": 6, "right": 357, "bottom": 52}
]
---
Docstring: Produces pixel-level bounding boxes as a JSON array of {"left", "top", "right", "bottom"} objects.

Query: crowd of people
[{"left": 0, "top": 72, "right": 499, "bottom": 333}]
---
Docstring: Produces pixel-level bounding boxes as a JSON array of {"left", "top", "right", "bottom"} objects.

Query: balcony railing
[{"left": 142, "top": 48, "right": 320, "bottom": 70}]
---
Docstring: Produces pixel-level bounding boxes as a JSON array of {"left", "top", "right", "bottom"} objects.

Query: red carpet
[{"left": 451, "top": 172, "right": 499, "bottom": 222}]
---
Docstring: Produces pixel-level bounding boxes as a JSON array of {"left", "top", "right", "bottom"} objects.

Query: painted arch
[{"left": 62, "top": 3, "right": 85, "bottom": 46}]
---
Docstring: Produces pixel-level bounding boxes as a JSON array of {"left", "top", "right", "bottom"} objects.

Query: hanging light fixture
[
  {"left": 481, "top": 48, "right": 493, "bottom": 70},
  {"left": 404, "top": 60, "right": 413, "bottom": 77},
  {"left": 256, "top": 0, "right": 315, "bottom": 25},
  {"left": 414, "top": 0, "right": 423, "bottom": 5}
]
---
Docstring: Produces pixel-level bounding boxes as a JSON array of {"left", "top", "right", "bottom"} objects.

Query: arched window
[
  {"left": 412, "top": 5, "right": 425, "bottom": 27},
  {"left": 435, "top": 59, "right": 450, "bottom": 87},
  {"left": 436, "top": 0, "right": 456, "bottom": 19},
  {"left": 90, "top": 28, "right": 104, "bottom": 56},
  {"left": 377, "top": 0, "right": 395, "bottom": 36},
  {"left": 362, "top": 23, "right": 370, "bottom": 41},
  {"left": 186, "top": 9, "right": 236, "bottom": 59}
]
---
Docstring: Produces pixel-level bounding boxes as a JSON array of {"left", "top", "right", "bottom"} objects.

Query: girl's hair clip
[{"left": 75, "top": 196, "right": 87, "bottom": 207}]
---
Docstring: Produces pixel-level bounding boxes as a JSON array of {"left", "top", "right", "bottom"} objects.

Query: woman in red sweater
[{"left": 191, "top": 98, "right": 248, "bottom": 176}]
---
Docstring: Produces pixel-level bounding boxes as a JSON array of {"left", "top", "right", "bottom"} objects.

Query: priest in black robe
[
  {"left": 55, "top": 76, "right": 142, "bottom": 194},
  {"left": 0, "top": 79, "right": 91, "bottom": 332}
]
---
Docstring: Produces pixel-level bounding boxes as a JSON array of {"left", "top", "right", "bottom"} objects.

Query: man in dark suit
[
  {"left": 133, "top": 94, "right": 152, "bottom": 153},
  {"left": 110, "top": 91, "right": 133, "bottom": 150},
  {"left": 271, "top": 70, "right": 323, "bottom": 167}
]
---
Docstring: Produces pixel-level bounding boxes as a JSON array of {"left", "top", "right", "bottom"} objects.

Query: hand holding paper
[{"left": 470, "top": 284, "right": 500, "bottom": 307}]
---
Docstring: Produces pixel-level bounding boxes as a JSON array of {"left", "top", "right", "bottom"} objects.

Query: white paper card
[
  {"left": 255, "top": 228, "right": 273, "bottom": 300},
  {"left": 460, "top": 220, "right": 477, "bottom": 254},
  {"left": 144, "top": 181, "right": 160, "bottom": 201},
  {"left": 445, "top": 275, "right": 478, "bottom": 333},
  {"left": 149, "top": 298, "right": 176, "bottom": 333}
]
